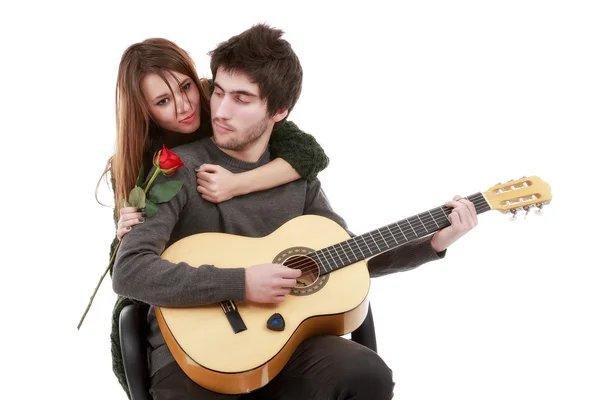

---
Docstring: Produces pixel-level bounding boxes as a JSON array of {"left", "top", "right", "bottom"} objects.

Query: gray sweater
[{"left": 112, "top": 137, "right": 445, "bottom": 376}]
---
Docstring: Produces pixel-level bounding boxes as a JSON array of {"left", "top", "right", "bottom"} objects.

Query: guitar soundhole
[
  {"left": 285, "top": 255, "right": 318, "bottom": 288},
  {"left": 273, "top": 246, "right": 329, "bottom": 296}
]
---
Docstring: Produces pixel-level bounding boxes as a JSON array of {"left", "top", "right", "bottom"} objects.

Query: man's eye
[{"left": 236, "top": 97, "right": 249, "bottom": 104}]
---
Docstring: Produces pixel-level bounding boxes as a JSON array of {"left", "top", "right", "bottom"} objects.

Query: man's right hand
[{"left": 245, "top": 263, "right": 302, "bottom": 303}]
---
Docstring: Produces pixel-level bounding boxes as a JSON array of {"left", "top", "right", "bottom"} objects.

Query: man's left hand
[{"left": 430, "top": 195, "right": 478, "bottom": 253}]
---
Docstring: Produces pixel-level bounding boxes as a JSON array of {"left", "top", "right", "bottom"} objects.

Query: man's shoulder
[{"left": 170, "top": 137, "right": 213, "bottom": 167}]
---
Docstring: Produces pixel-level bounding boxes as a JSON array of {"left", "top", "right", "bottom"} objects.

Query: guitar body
[{"left": 156, "top": 214, "right": 371, "bottom": 394}]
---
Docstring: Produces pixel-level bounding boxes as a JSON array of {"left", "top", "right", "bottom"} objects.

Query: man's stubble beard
[{"left": 213, "top": 116, "right": 270, "bottom": 152}]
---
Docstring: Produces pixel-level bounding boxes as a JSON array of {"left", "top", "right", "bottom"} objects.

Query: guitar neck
[{"left": 309, "top": 192, "right": 490, "bottom": 275}]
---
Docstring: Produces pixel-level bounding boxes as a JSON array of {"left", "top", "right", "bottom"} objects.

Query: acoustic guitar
[{"left": 155, "top": 176, "right": 552, "bottom": 394}]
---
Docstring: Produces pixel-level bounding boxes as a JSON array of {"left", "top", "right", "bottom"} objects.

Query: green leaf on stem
[
  {"left": 128, "top": 186, "right": 146, "bottom": 208},
  {"left": 145, "top": 199, "right": 158, "bottom": 218},
  {"left": 148, "top": 180, "right": 183, "bottom": 203}
]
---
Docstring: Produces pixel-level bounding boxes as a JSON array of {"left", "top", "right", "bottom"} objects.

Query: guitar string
[
  {"left": 284, "top": 196, "right": 489, "bottom": 273},
  {"left": 284, "top": 195, "right": 489, "bottom": 273},
  {"left": 281, "top": 196, "right": 494, "bottom": 275}
]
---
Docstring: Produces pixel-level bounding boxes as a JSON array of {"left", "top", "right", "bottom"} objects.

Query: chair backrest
[
  {"left": 119, "top": 302, "right": 377, "bottom": 399},
  {"left": 119, "top": 303, "right": 152, "bottom": 400}
]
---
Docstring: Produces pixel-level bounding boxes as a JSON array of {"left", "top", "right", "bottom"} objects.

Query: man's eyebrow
[
  {"left": 213, "top": 82, "right": 258, "bottom": 97},
  {"left": 153, "top": 78, "right": 191, "bottom": 101}
]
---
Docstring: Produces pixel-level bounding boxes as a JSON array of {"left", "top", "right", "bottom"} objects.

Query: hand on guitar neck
[
  {"left": 430, "top": 195, "right": 479, "bottom": 253},
  {"left": 245, "top": 263, "right": 302, "bottom": 303}
]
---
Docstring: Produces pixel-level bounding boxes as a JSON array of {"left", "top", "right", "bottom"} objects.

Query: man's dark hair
[{"left": 208, "top": 23, "right": 303, "bottom": 121}]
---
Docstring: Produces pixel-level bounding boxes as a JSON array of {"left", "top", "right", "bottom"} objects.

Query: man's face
[
  {"left": 141, "top": 70, "right": 201, "bottom": 134},
  {"left": 210, "top": 67, "right": 286, "bottom": 151}
]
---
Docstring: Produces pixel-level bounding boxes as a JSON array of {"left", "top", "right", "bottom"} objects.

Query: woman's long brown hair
[{"left": 97, "top": 38, "right": 210, "bottom": 219}]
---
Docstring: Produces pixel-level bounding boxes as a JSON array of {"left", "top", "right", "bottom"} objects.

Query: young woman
[{"left": 102, "top": 38, "right": 330, "bottom": 397}]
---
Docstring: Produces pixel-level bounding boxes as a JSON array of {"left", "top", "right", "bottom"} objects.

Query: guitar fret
[
  {"left": 316, "top": 250, "right": 332, "bottom": 272},
  {"left": 312, "top": 251, "right": 327, "bottom": 273},
  {"left": 440, "top": 206, "right": 450, "bottom": 222},
  {"left": 323, "top": 249, "right": 336, "bottom": 271},
  {"left": 427, "top": 210, "right": 440, "bottom": 229},
  {"left": 350, "top": 239, "right": 366, "bottom": 259},
  {"left": 359, "top": 235, "right": 373, "bottom": 258},
  {"left": 327, "top": 246, "right": 342, "bottom": 268},
  {"left": 377, "top": 228, "right": 392, "bottom": 249},
  {"left": 386, "top": 226, "right": 399, "bottom": 245},
  {"left": 394, "top": 222, "right": 409, "bottom": 242},
  {"left": 419, "top": 212, "right": 436, "bottom": 232},
  {"left": 336, "top": 243, "right": 352, "bottom": 265},
  {"left": 416, "top": 214, "right": 428, "bottom": 233},
  {"left": 406, "top": 219, "right": 418, "bottom": 236},
  {"left": 331, "top": 245, "right": 343, "bottom": 266},
  {"left": 346, "top": 243, "right": 357, "bottom": 263},
  {"left": 342, "top": 241, "right": 360, "bottom": 264},
  {"left": 399, "top": 221, "right": 417, "bottom": 239},
  {"left": 368, "top": 232, "right": 382, "bottom": 253}
]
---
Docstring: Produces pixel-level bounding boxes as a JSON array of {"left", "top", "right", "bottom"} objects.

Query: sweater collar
[{"left": 203, "top": 138, "right": 271, "bottom": 170}]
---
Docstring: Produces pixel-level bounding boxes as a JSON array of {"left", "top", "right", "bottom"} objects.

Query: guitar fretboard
[{"left": 308, "top": 192, "right": 490, "bottom": 274}]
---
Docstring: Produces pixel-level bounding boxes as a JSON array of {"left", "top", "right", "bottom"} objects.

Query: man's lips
[{"left": 214, "top": 121, "right": 234, "bottom": 132}]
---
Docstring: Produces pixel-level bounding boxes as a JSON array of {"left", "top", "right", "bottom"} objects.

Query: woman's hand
[
  {"left": 117, "top": 207, "right": 145, "bottom": 239},
  {"left": 196, "top": 164, "right": 242, "bottom": 203}
]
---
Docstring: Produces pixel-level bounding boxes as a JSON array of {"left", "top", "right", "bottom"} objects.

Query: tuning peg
[
  {"left": 523, "top": 205, "right": 531, "bottom": 218},
  {"left": 535, "top": 203, "right": 544, "bottom": 216},
  {"left": 509, "top": 208, "right": 518, "bottom": 222}
]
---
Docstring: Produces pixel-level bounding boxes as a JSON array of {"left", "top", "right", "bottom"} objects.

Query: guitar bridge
[{"left": 220, "top": 300, "right": 247, "bottom": 334}]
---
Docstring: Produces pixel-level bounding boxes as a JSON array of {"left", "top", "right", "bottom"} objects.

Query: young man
[{"left": 112, "top": 23, "right": 478, "bottom": 400}]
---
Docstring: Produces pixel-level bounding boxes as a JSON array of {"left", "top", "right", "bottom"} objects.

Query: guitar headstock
[{"left": 482, "top": 176, "right": 552, "bottom": 215}]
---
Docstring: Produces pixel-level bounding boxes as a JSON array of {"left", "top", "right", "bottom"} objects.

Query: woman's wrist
[{"left": 234, "top": 171, "right": 252, "bottom": 197}]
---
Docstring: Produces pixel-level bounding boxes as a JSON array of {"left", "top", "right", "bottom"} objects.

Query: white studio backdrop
[{"left": 1, "top": 1, "right": 598, "bottom": 399}]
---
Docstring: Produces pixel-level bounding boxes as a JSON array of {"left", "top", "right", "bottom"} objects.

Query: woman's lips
[{"left": 179, "top": 111, "right": 196, "bottom": 123}]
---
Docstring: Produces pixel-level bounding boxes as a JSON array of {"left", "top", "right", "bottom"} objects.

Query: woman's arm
[
  {"left": 268, "top": 120, "right": 329, "bottom": 181},
  {"left": 197, "top": 120, "right": 330, "bottom": 202},
  {"left": 196, "top": 158, "right": 300, "bottom": 202}
]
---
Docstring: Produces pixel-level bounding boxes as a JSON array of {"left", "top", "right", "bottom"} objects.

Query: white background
[{"left": 2, "top": 1, "right": 599, "bottom": 399}]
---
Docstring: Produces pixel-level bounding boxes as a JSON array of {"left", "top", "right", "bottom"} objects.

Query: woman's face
[{"left": 141, "top": 70, "right": 201, "bottom": 134}]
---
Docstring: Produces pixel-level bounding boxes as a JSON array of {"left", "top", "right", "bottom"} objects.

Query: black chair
[{"left": 119, "top": 302, "right": 378, "bottom": 400}]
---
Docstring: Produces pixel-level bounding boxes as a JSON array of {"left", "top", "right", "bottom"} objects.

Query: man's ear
[{"left": 271, "top": 108, "right": 289, "bottom": 123}]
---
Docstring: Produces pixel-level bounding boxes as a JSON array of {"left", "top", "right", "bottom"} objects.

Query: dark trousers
[{"left": 150, "top": 335, "right": 395, "bottom": 400}]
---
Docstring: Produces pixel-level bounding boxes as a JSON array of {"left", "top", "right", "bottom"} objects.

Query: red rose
[{"left": 154, "top": 145, "right": 184, "bottom": 176}]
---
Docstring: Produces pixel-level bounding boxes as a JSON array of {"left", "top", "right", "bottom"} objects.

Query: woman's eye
[
  {"left": 156, "top": 98, "right": 170, "bottom": 106},
  {"left": 183, "top": 83, "right": 191, "bottom": 91}
]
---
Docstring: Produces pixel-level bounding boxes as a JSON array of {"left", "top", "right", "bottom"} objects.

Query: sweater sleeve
[
  {"left": 111, "top": 163, "right": 246, "bottom": 307},
  {"left": 302, "top": 179, "right": 445, "bottom": 277},
  {"left": 269, "top": 120, "right": 329, "bottom": 180}
]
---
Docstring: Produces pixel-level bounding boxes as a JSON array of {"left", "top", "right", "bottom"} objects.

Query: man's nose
[{"left": 214, "top": 96, "right": 232, "bottom": 119}]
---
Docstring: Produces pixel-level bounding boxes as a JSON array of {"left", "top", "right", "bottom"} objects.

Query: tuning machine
[{"left": 535, "top": 202, "right": 544, "bottom": 216}]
